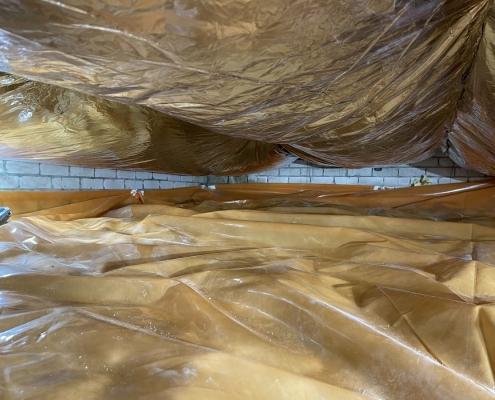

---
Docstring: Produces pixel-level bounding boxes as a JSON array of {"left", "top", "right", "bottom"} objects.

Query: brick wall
[
  {"left": 0, "top": 161, "right": 207, "bottom": 190},
  {"left": 0, "top": 152, "right": 487, "bottom": 190},
  {"left": 233, "top": 154, "right": 487, "bottom": 187}
]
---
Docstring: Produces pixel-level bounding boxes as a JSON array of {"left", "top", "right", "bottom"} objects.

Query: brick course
[{"left": 0, "top": 155, "right": 487, "bottom": 191}]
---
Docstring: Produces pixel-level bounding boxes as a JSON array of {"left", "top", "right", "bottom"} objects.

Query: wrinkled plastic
[
  {"left": 0, "top": 73, "right": 283, "bottom": 175},
  {"left": 1, "top": 182, "right": 495, "bottom": 399},
  {"left": 449, "top": 1, "right": 495, "bottom": 175},
  {"left": 0, "top": 1, "right": 489, "bottom": 167}
]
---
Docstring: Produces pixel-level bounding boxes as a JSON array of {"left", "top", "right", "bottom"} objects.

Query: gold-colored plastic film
[
  {"left": 0, "top": 74, "right": 283, "bottom": 175},
  {"left": 1, "top": 182, "right": 495, "bottom": 399},
  {"left": 0, "top": 1, "right": 490, "bottom": 169}
]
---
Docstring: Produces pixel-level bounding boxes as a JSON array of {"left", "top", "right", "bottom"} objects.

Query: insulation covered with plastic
[
  {"left": 0, "top": 73, "right": 282, "bottom": 175},
  {"left": 1, "top": 182, "right": 495, "bottom": 399},
  {"left": 449, "top": 1, "right": 495, "bottom": 176},
  {"left": 0, "top": 0, "right": 489, "bottom": 168}
]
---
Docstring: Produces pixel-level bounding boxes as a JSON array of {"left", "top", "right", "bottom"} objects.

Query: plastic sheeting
[
  {"left": 0, "top": 0, "right": 490, "bottom": 168},
  {"left": 449, "top": 1, "right": 495, "bottom": 176},
  {"left": 0, "top": 73, "right": 283, "bottom": 175},
  {"left": 2, "top": 182, "right": 495, "bottom": 399}
]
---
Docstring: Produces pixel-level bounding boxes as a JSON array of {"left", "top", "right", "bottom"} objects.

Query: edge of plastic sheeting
[{"left": 2, "top": 180, "right": 495, "bottom": 220}]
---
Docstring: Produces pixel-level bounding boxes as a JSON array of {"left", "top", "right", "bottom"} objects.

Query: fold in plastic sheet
[
  {"left": 0, "top": 73, "right": 283, "bottom": 175},
  {"left": 449, "top": 1, "right": 495, "bottom": 176},
  {"left": 0, "top": 1, "right": 489, "bottom": 167},
  {"left": 1, "top": 182, "right": 495, "bottom": 399}
]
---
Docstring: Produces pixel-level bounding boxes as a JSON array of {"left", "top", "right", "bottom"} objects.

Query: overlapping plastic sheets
[
  {"left": 2, "top": 181, "right": 495, "bottom": 399},
  {"left": 449, "top": 1, "right": 495, "bottom": 176},
  {"left": 0, "top": 73, "right": 282, "bottom": 175},
  {"left": 0, "top": 0, "right": 490, "bottom": 168}
]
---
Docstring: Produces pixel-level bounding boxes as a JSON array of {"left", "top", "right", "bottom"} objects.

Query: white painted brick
[
  {"left": 180, "top": 176, "right": 207, "bottom": 183},
  {"left": 81, "top": 178, "right": 103, "bottom": 190},
  {"left": 0, "top": 175, "right": 19, "bottom": 189},
  {"left": 208, "top": 176, "right": 229, "bottom": 184},
  {"left": 61, "top": 177, "right": 80, "bottom": 190},
  {"left": 6, "top": 161, "right": 39, "bottom": 175},
  {"left": 180, "top": 175, "right": 195, "bottom": 182},
  {"left": 335, "top": 177, "right": 358, "bottom": 184},
  {"left": 51, "top": 177, "right": 62, "bottom": 189},
  {"left": 20, "top": 176, "right": 51, "bottom": 189},
  {"left": 103, "top": 179, "right": 125, "bottom": 189},
  {"left": 95, "top": 168, "right": 117, "bottom": 178},
  {"left": 70, "top": 166, "right": 94, "bottom": 177},
  {"left": 298, "top": 167, "right": 309, "bottom": 176},
  {"left": 124, "top": 180, "right": 143, "bottom": 189},
  {"left": 249, "top": 176, "right": 268, "bottom": 183},
  {"left": 228, "top": 176, "right": 248, "bottom": 183},
  {"left": 279, "top": 168, "right": 298, "bottom": 176},
  {"left": 40, "top": 164, "right": 69, "bottom": 176},
  {"left": 268, "top": 177, "right": 289, "bottom": 183},
  {"left": 5, "top": 154, "right": 481, "bottom": 191},
  {"left": 153, "top": 172, "right": 170, "bottom": 180},
  {"left": 117, "top": 170, "right": 135, "bottom": 179},
  {"left": 425, "top": 168, "right": 454, "bottom": 177},
  {"left": 398, "top": 167, "right": 425, "bottom": 177},
  {"left": 174, "top": 182, "right": 196, "bottom": 188},
  {"left": 372, "top": 167, "right": 399, "bottom": 177},
  {"left": 159, "top": 181, "right": 174, "bottom": 189},
  {"left": 194, "top": 176, "right": 208, "bottom": 183},
  {"left": 384, "top": 177, "right": 411, "bottom": 187},
  {"left": 143, "top": 180, "right": 160, "bottom": 189},
  {"left": 289, "top": 177, "right": 310, "bottom": 183},
  {"left": 310, "top": 177, "right": 334, "bottom": 184},
  {"left": 358, "top": 177, "right": 384, "bottom": 186},
  {"left": 324, "top": 168, "right": 346, "bottom": 177},
  {"left": 263, "top": 168, "right": 280, "bottom": 176},
  {"left": 346, "top": 168, "right": 372, "bottom": 177},
  {"left": 309, "top": 168, "right": 324, "bottom": 176},
  {"left": 135, "top": 171, "right": 153, "bottom": 179}
]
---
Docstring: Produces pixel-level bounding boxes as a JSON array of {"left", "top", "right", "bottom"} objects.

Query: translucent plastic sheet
[
  {"left": 2, "top": 182, "right": 495, "bottom": 399},
  {"left": 0, "top": 1, "right": 489, "bottom": 167},
  {"left": 449, "top": 1, "right": 495, "bottom": 176},
  {"left": 0, "top": 73, "right": 283, "bottom": 175}
]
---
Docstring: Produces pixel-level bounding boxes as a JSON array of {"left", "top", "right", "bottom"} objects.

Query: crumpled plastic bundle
[
  {"left": 0, "top": 73, "right": 282, "bottom": 175},
  {"left": 1, "top": 181, "right": 495, "bottom": 399},
  {"left": 0, "top": 0, "right": 491, "bottom": 171},
  {"left": 449, "top": 1, "right": 495, "bottom": 175}
]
